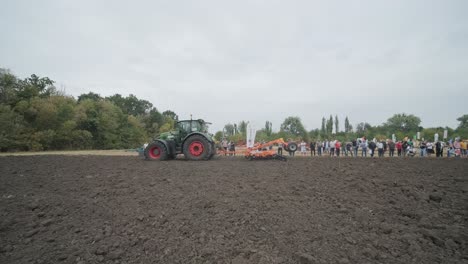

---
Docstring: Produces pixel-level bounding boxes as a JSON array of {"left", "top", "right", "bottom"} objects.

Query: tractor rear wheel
[
  {"left": 144, "top": 141, "right": 168, "bottom": 161},
  {"left": 183, "top": 135, "right": 211, "bottom": 160}
]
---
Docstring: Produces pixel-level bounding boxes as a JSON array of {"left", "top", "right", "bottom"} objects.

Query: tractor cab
[{"left": 176, "top": 119, "right": 210, "bottom": 135}]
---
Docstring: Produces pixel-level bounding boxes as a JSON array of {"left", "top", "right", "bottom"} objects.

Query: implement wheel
[{"left": 286, "top": 142, "right": 298, "bottom": 153}]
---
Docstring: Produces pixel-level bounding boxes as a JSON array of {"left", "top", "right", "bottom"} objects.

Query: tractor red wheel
[
  {"left": 189, "top": 141, "right": 204, "bottom": 157},
  {"left": 183, "top": 135, "right": 211, "bottom": 160},
  {"left": 148, "top": 146, "right": 161, "bottom": 159},
  {"left": 144, "top": 141, "right": 168, "bottom": 161}
]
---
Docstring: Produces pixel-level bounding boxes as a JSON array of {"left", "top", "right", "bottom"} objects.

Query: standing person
[
  {"left": 335, "top": 140, "right": 341, "bottom": 157},
  {"left": 440, "top": 141, "right": 445, "bottom": 157},
  {"left": 222, "top": 139, "right": 228, "bottom": 156},
  {"left": 229, "top": 141, "right": 236, "bottom": 156},
  {"left": 383, "top": 140, "right": 388, "bottom": 156},
  {"left": 388, "top": 140, "right": 395, "bottom": 157},
  {"left": 396, "top": 141, "right": 402, "bottom": 157},
  {"left": 310, "top": 141, "right": 316, "bottom": 156},
  {"left": 352, "top": 139, "right": 358, "bottom": 157},
  {"left": 360, "top": 138, "right": 368, "bottom": 157},
  {"left": 435, "top": 141, "right": 442, "bottom": 157},
  {"left": 461, "top": 140, "right": 467, "bottom": 157},
  {"left": 317, "top": 141, "right": 323, "bottom": 156},
  {"left": 329, "top": 140, "right": 336, "bottom": 156},
  {"left": 447, "top": 139, "right": 453, "bottom": 157},
  {"left": 377, "top": 141, "right": 384, "bottom": 157},
  {"left": 426, "top": 141, "right": 434, "bottom": 157},
  {"left": 369, "top": 140, "right": 377, "bottom": 157},
  {"left": 277, "top": 142, "right": 283, "bottom": 156},
  {"left": 402, "top": 140, "right": 408, "bottom": 157},
  {"left": 346, "top": 142, "right": 353, "bottom": 157},
  {"left": 300, "top": 140, "right": 307, "bottom": 156},
  {"left": 453, "top": 138, "right": 461, "bottom": 157},
  {"left": 419, "top": 140, "right": 427, "bottom": 157},
  {"left": 325, "top": 140, "right": 329, "bottom": 154}
]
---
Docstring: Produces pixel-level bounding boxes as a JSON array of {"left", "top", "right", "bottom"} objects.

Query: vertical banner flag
[
  {"left": 434, "top": 133, "right": 439, "bottom": 142},
  {"left": 417, "top": 132, "right": 420, "bottom": 140},
  {"left": 246, "top": 123, "right": 256, "bottom": 148},
  {"left": 392, "top": 134, "right": 396, "bottom": 142},
  {"left": 443, "top": 129, "right": 448, "bottom": 139}
]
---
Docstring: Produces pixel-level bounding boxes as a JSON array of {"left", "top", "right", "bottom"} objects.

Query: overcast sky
[{"left": 1, "top": 0, "right": 467, "bottom": 132}]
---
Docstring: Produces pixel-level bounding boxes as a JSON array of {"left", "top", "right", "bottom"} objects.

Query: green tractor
[{"left": 144, "top": 119, "right": 216, "bottom": 161}]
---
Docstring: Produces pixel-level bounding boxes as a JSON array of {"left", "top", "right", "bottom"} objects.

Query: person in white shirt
[
  {"left": 300, "top": 141, "right": 307, "bottom": 156},
  {"left": 377, "top": 141, "right": 384, "bottom": 157},
  {"left": 426, "top": 142, "right": 434, "bottom": 156},
  {"left": 329, "top": 140, "right": 336, "bottom": 156}
]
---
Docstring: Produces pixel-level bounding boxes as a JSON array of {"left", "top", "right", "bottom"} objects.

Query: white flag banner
[
  {"left": 392, "top": 134, "right": 396, "bottom": 142},
  {"left": 417, "top": 132, "right": 420, "bottom": 139},
  {"left": 246, "top": 124, "right": 256, "bottom": 148},
  {"left": 434, "top": 133, "right": 439, "bottom": 142},
  {"left": 443, "top": 130, "right": 448, "bottom": 139}
]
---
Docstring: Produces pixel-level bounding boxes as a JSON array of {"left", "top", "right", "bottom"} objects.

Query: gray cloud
[{"left": 1, "top": 0, "right": 467, "bottom": 132}]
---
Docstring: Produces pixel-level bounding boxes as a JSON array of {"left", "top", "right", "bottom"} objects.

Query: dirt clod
[{"left": 429, "top": 194, "right": 442, "bottom": 203}]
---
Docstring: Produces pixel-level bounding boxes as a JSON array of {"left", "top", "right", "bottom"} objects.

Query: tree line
[
  {"left": 0, "top": 69, "right": 178, "bottom": 151},
  {"left": 218, "top": 113, "right": 468, "bottom": 144},
  {"left": 2, "top": 69, "right": 467, "bottom": 151}
]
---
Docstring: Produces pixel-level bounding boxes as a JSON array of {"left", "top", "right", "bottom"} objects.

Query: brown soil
[{"left": 0, "top": 156, "right": 467, "bottom": 263}]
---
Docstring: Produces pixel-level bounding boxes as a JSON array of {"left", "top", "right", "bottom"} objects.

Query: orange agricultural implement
[{"left": 244, "top": 138, "right": 297, "bottom": 161}]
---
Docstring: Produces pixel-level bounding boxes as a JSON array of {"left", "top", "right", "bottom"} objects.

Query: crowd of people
[
  {"left": 221, "top": 139, "right": 236, "bottom": 156},
  {"left": 218, "top": 137, "right": 467, "bottom": 158},
  {"left": 292, "top": 137, "right": 467, "bottom": 158}
]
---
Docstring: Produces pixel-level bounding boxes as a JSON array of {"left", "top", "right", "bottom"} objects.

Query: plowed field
[{"left": 1, "top": 156, "right": 467, "bottom": 263}]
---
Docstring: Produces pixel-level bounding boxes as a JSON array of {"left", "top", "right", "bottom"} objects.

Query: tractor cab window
[
  {"left": 191, "top": 121, "right": 202, "bottom": 132},
  {"left": 177, "top": 121, "right": 191, "bottom": 133}
]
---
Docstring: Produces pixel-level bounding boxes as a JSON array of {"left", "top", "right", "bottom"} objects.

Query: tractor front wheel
[
  {"left": 144, "top": 141, "right": 168, "bottom": 161},
  {"left": 183, "top": 135, "right": 211, "bottom": 160}
]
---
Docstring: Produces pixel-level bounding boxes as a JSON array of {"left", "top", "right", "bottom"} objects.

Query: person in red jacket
[
  {"left": 335, "top": 140, "right": 341, "bottom": 157},
  {"left": 396, "top": 141, "right": 403, "bottom": 157}
]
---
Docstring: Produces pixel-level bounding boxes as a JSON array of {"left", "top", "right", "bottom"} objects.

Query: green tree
[
  {"left": 455, "top": 115, "right": 468, "bottom": 139},
  {"left": 456, "top": 115, "right": 468, "bottom": 130},
  {"left": 0, "top": 69, "right": 19, "bottom": 106},
  {"left": 334, "top": 115, "right": 339, "bottom": 133},
  {"left": 78, "top": 92, "right": 102, "bottom": 102},
  {"left": 214, "top": 131, "right": 223, "bottom": 141},
  {"left": 326, "top": 115, "right": 333, "bottom": 135},
  {"left": 17, "top": 74, "right": 56, "bottom": 101},
  {"left": 0, "top": 105, "right": 26, "bottom": 151},
  {"left": 344, "top": 116, "right": 350, "bottom": 133},
  {"left": 224, "top": 123, "right": 235, "bottom": 137},
  {"left": 142, "top": 108, "right": 163, "bottom": 136},
  {"left": 238, "top": 121, "right": 248, "bottom": 135},
  {"left": 162, "top": 110, "right": 178, "bottom": 121},
  {"left": 280, "top": 116, "right": 308, "bottom": 140},
  {"left": 321, "top": 117, "right": 326, "bottom": 136},
  {"left": 265, "top": 121, "right": 272, "bottom": 137},
  {"left": 106, "top": 94, "right": 153, "bottom": 116},
  {"left": 355, "top": 122, "right": 371, "bottom": 135},
  {"left": 384, "top": 113, "right": 421, "bottom": 134},
  {"left": 309, "top": 128, "right": 320, "bottom": 141},
  {"left": 120, "top": 115, "right": 147, "bottom": 148}
]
